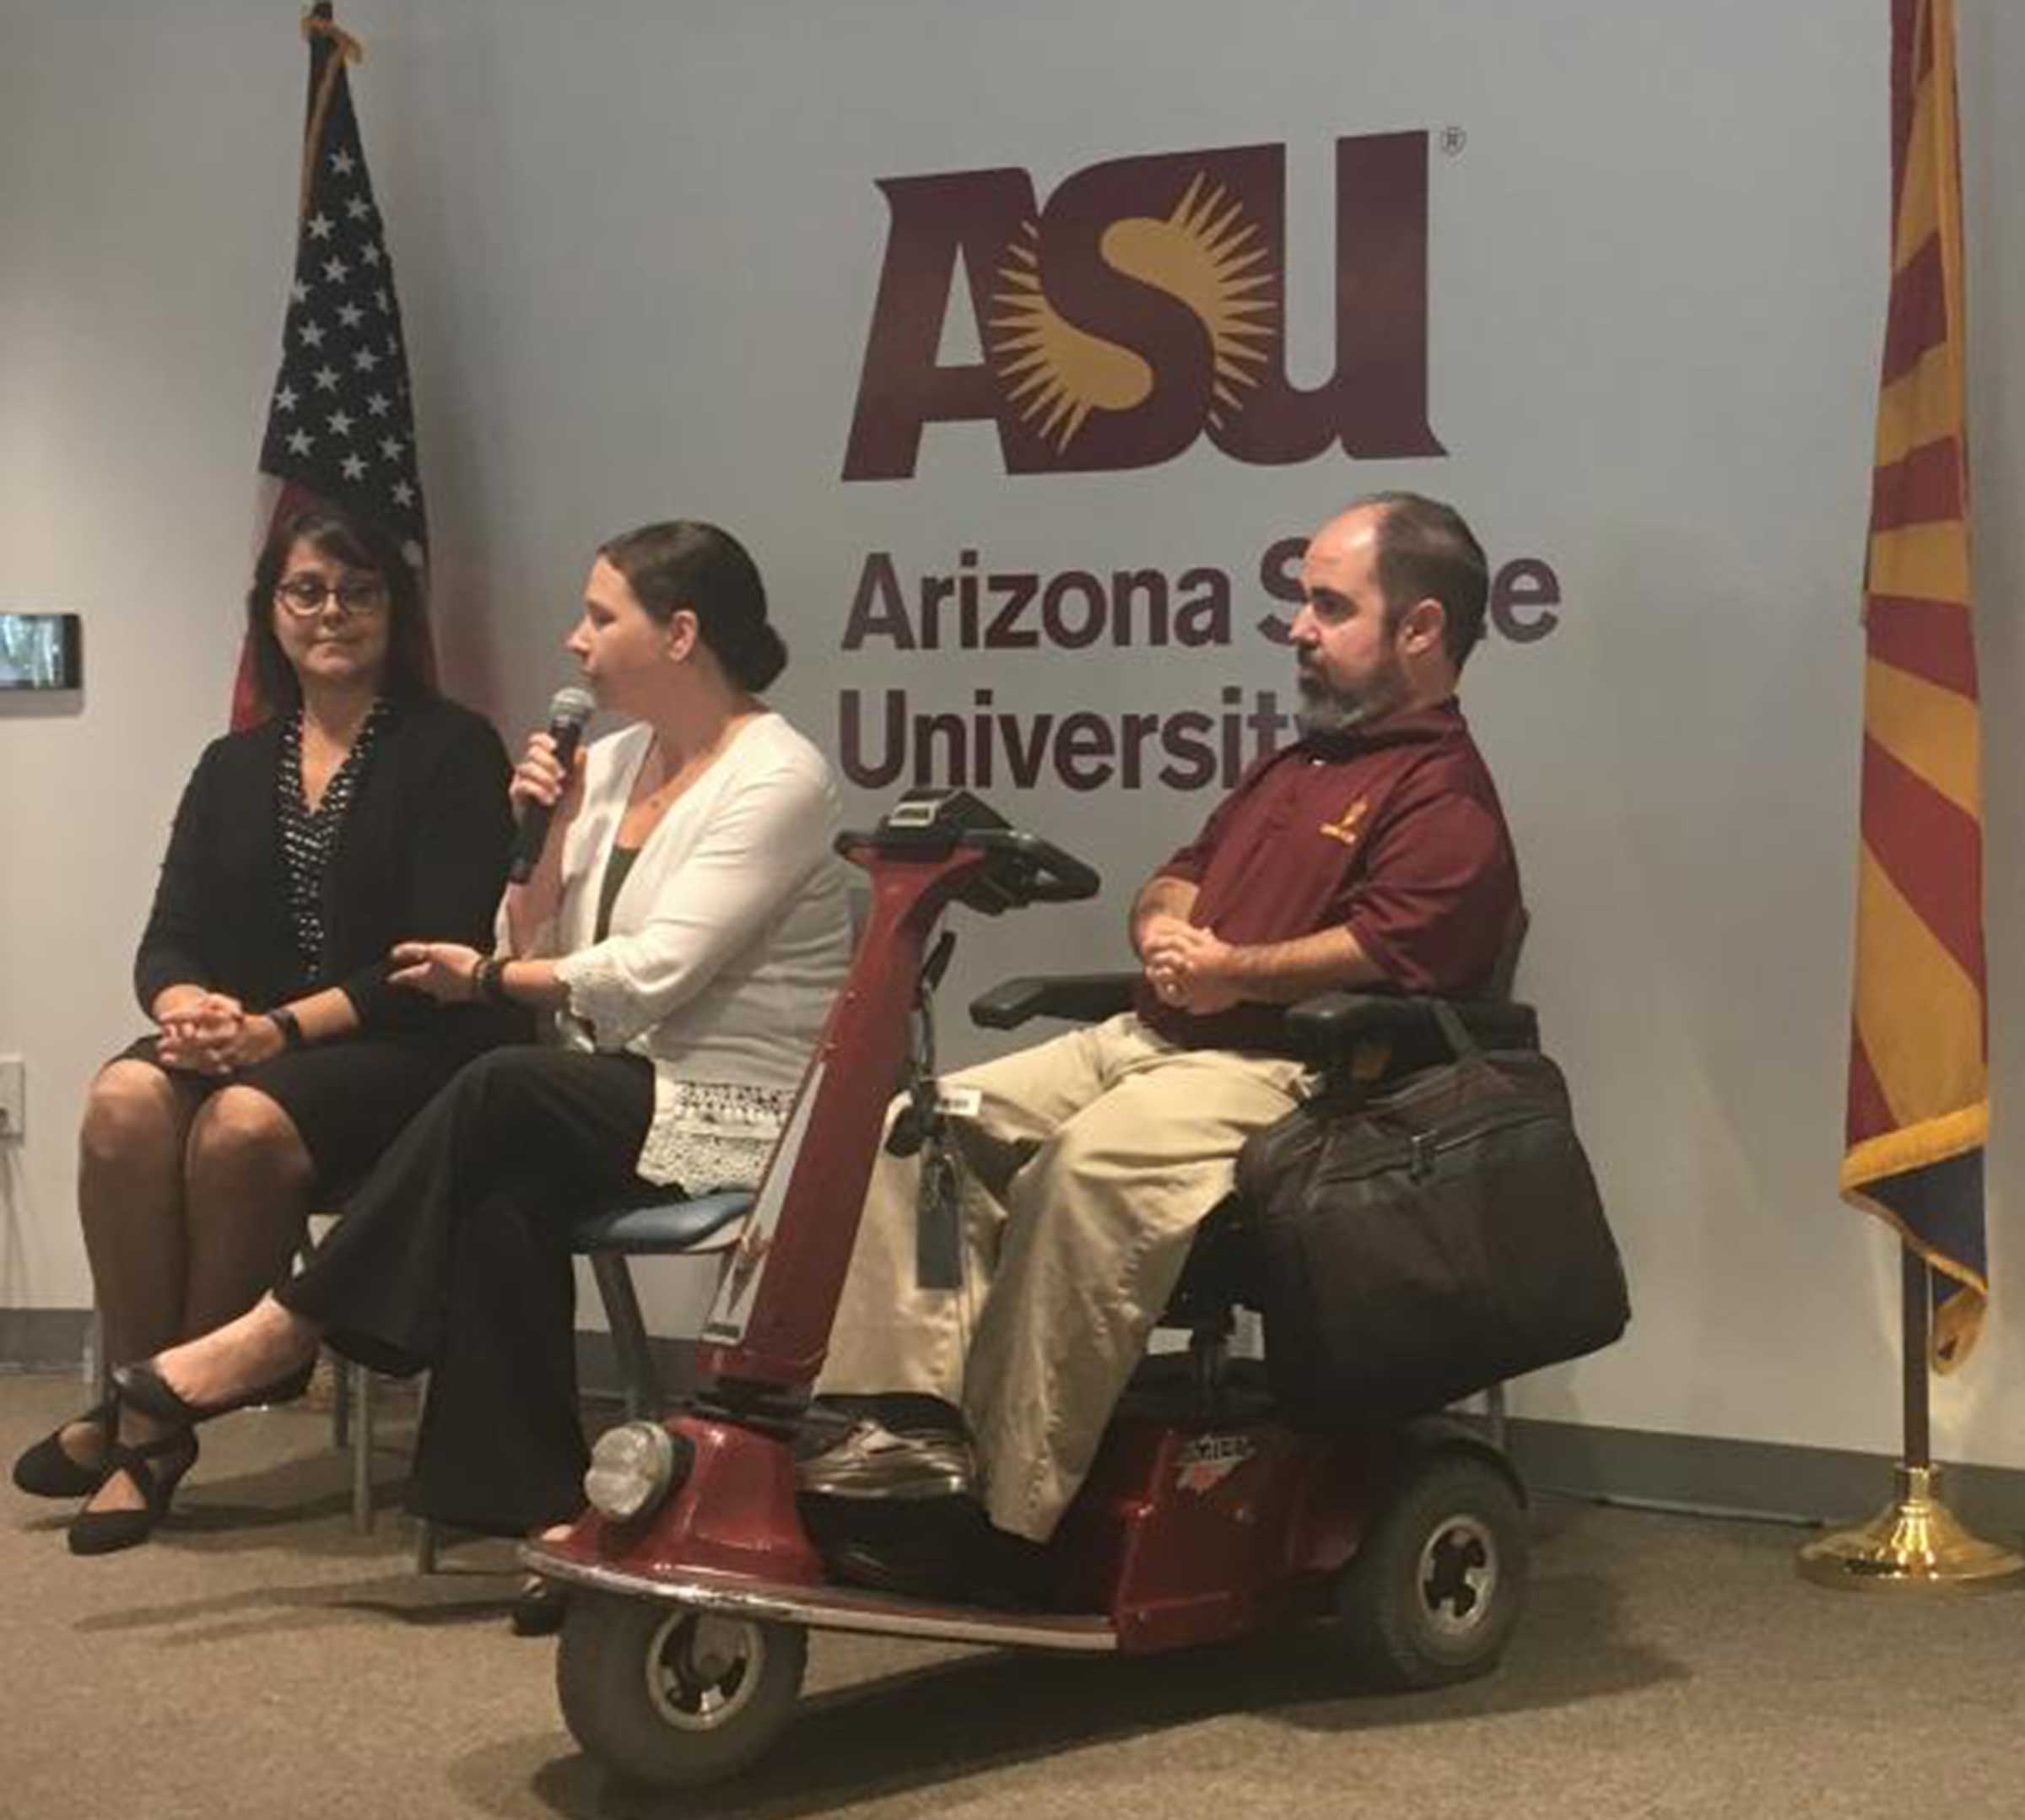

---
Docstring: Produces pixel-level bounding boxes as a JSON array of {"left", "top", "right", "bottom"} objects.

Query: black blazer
[{"left": 134, "top": 696, "right": 516, "bottom": 1036}]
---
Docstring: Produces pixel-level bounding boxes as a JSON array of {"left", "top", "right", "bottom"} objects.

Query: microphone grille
[{"left": 549, "top": 685, "right": 597, "bottom": 729}]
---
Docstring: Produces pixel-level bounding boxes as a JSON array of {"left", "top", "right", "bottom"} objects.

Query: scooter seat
[{"left": 570, "top": 1189, "right": 754, "bottom": 1253}]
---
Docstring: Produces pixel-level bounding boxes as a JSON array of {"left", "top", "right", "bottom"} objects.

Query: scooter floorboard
[{"left": 523, "top": 1547, "right": 1120, "bottom": 1653}]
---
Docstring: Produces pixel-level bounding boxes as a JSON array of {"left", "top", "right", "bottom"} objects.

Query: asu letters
[{"left": 842, "top": 133, "right": 1441, "bottom": 480}]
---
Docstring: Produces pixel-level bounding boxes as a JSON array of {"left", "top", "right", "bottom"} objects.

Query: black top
[
  {"left": 277, "top": 697, "right": 392, "bottom": 980},
  {"left": 595, "top": 844, "right": 642, "bottom": 943},
  {"left": 135, "top": 695, "right": 517, "bottom": 1036}
]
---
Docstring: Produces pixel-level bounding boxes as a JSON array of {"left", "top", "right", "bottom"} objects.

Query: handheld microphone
[{"left": 508, "top": 685, "right": 596, "bottom": 883}]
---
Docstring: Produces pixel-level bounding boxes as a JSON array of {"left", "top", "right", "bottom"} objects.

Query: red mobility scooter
[{"left": 523, "top": 788, "right": 1534, "bottom": 1789}]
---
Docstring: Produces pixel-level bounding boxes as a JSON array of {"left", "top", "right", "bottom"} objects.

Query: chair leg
[
  {"left": 410, "top": 1370, "right": 437, "bottom": 1572},
  {"left": 589, "top": 1251, "right": 662, "bottom": 1420},
  {"left": 331, "top": 1349, "right": 351, "bottom": 1450},
  {"left": 1483, "top": 1380, "right": 1508, "bottom": 1450},
  {"left": 350, "top": 1361, "right": 375, "bottom": 1534}
]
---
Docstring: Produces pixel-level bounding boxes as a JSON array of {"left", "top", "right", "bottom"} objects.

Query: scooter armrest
[
  {"left": 970, "top": 973, "right": 1141, "bottom": 1029},
  {"left": 1284, "top": 992, "right": 1540, "bottom": 1067}
]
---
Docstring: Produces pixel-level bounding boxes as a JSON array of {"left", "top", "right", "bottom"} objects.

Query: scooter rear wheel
[
  {"left": 1332, "top": 1450, "right": 1528, "bottom": 1689},
  {"left": 557, "top": 1590, "right": 807, "bottom": 1788}
]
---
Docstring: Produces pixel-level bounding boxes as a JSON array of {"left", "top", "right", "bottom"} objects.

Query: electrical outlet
[{"left": 0, "top": 1056, "right": 22, "bottom": 1140}]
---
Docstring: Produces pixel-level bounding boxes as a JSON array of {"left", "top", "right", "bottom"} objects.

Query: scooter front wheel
[{"left": 556, "top": 1590, "right": 807, "bottom": 1788}]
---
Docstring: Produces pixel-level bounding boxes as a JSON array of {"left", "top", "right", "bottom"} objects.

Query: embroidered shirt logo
[{"left": 1318, "top": 796, "right": 1369, "bottom": 847}]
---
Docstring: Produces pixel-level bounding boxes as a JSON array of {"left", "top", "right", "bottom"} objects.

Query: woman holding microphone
[{"left": 106, "top": 519, "right": 854, "bottom": 1574}]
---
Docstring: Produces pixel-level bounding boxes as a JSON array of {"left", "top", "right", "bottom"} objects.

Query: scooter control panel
[
  {"left": 840, "top": 789, "right": 1103, "bottom": 911},
  {"left": 877, "top": 788, "right": 1012, "bottom": 841}
]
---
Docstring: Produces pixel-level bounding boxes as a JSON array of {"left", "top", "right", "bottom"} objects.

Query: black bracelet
[
  {"left": 269, "top": 1006, "right": 305, "bottom": 1049},
  {"left": 474, "top": 956, "right": 509, "bottom": 1005}
]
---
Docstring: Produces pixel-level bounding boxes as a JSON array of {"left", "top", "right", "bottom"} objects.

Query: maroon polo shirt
[{"left": 1137, "top": 698, "right": 1520, "bottom": 1051}]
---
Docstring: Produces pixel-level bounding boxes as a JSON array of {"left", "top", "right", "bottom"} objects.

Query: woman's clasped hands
[{"left": 154, "top": 992, "right": 284, "bottom": 1076}]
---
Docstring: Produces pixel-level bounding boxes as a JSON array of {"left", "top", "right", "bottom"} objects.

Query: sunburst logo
[
  {"left": 842, "top": 132, "right": 1441, "bottom": 479},
  {"left": 990, "top": 172, "right": 1277, "bottom": 454}
]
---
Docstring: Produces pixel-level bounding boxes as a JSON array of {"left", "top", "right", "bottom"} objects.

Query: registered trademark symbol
[{"left": 1440, "top": 126, "right": 1466, "bottom": 156}]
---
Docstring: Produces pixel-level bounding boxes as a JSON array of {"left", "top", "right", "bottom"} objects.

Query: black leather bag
[{"left": 1234, "top": 1002, "right": 1628, "bottom": 1426}]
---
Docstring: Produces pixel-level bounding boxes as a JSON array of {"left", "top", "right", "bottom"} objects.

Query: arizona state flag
[{"left": 1844, "top": 0, "right": 1986, "bottom": 1369}]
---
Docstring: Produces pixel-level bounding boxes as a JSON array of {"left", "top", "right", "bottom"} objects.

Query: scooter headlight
[{"left": 584, "top": 1421, "right": 681, "bottom": 1522}]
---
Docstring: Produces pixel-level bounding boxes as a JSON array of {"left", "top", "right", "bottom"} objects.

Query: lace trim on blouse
[{"left": 645, "top": 1079, "right": 799, "bottom": 1193}]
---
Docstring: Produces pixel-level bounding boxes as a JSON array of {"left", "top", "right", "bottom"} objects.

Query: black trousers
[{"left": 278, "top": 1045, "right": 659, "bottom": 1535}]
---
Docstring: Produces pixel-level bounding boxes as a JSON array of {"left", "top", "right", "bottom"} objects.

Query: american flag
[
  {"left": 235, "top": 3, "right": 429, "bottom": 725},
  {"left": 1842, "top": 0, "right": 1986, "bottom": 1369}
]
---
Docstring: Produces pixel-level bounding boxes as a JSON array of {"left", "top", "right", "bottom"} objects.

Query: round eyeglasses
[{"left": 275, "top": 575, "right": 387, "bottom": 617}]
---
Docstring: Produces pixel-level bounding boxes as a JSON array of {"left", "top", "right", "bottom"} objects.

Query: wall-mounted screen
[{"left": 0, "top": 614, "right": 83, "bottom": 690}]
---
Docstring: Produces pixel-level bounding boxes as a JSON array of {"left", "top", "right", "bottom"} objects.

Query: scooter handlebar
[
  {"left": 835, "top": 824, "right": 1101, "bottom": 906},
  {"left": 961, "top": 829, "right": 1102, "bottom": 902}
]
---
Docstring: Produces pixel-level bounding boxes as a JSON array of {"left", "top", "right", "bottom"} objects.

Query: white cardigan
[{"left": 503, "top": 713, "right": 853, "bottom": 1188}]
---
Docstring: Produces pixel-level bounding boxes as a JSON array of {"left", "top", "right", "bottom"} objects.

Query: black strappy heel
[
  {"left": 66, "top": 1426, "right": 200, "bottom": 1557},
  {"left": 11, "top": 1396, "right": 118, "bottom": 1499},
  {"left": 113, "top": 1354, "right": 315, "bottom": 1428}
]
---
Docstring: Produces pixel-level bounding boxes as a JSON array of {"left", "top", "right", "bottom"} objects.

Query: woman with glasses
[{"left": 11, "top": 499, "right": 521, "bottom": 1553}]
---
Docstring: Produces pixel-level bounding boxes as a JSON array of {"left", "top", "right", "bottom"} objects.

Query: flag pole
[
  {"left": 1900, "top": 1246, "right": 1929, "bottom": 1472},
  {"left": 237, "top": 0, "right": 433, "bottom": 726},
  {"left": 1796, "top": 0, "right": 2022, "bottom": 1597},
  {"left": 1796, "top": 1246, "right": 2024, "bottom": 1591}
]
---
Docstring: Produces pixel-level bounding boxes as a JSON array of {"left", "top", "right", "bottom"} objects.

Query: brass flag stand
[{"left": 1797, "top": 1250, "right": 2025, "bottom": 1592}]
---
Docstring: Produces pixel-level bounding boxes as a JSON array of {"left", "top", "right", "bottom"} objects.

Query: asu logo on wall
[{"left": 843, "top": 132, "right": 1439, "bottom": 480}]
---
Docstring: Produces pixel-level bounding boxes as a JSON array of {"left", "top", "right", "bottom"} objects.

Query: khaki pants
[{"left": 818, "top": 1013, "right": 1307, "bottom": 1542}]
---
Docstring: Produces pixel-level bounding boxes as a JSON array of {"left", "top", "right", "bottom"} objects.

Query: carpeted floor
[{"left": 3, "top": 1371, "right": 2022, "bottom": 1820}]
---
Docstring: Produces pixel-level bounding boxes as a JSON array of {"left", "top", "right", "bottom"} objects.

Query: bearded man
[{"left": 801, "top": 491, "right": 1521, "bottom": 1572}]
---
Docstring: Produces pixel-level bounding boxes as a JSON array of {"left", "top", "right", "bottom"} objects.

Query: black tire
[
  {"left": 1333, "top": 1450, "right": 1529, "bottom": 1690},
  {"left": 556, "top": 1591, "right": 807, "bottom": 1789}
]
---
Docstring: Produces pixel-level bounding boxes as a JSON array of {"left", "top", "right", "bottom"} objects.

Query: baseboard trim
[
  {"left": 0, "top": 1310, "right": 92, "bottom": 1374},
  {"left": 572, "top": 1331, "right": 700, "bottom": 1406},
  {"left": 8, "top": 1312, "right": 2022, "bottom": 1535},
  {"left": 1504, "top": 1415, "right": 2025, "bottom": 1536},
  {"left": 0, "top": 1315, "right": 688, "bottom": 1406}
]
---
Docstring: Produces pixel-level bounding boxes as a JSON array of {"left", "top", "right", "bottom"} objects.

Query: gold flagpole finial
[
  {"left": 295, "top": 10, "right": 365, "bottom": 224},
  {"left": 300, "top": 10, "right": 364, "bottom": 65}
]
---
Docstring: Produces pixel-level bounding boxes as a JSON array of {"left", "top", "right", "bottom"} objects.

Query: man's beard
[{"left": 1294, "top": 655, "right": 1406, "bottom": 741}]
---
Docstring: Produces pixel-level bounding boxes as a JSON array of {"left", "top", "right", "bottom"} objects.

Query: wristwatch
[{"left": 269, "top": 1006, "right": 305, "bottom": 1049}]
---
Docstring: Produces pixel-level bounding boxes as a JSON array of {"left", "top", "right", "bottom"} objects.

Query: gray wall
[{"left": 3, "top": 0, "right": 2024, "bottom": 1481}]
